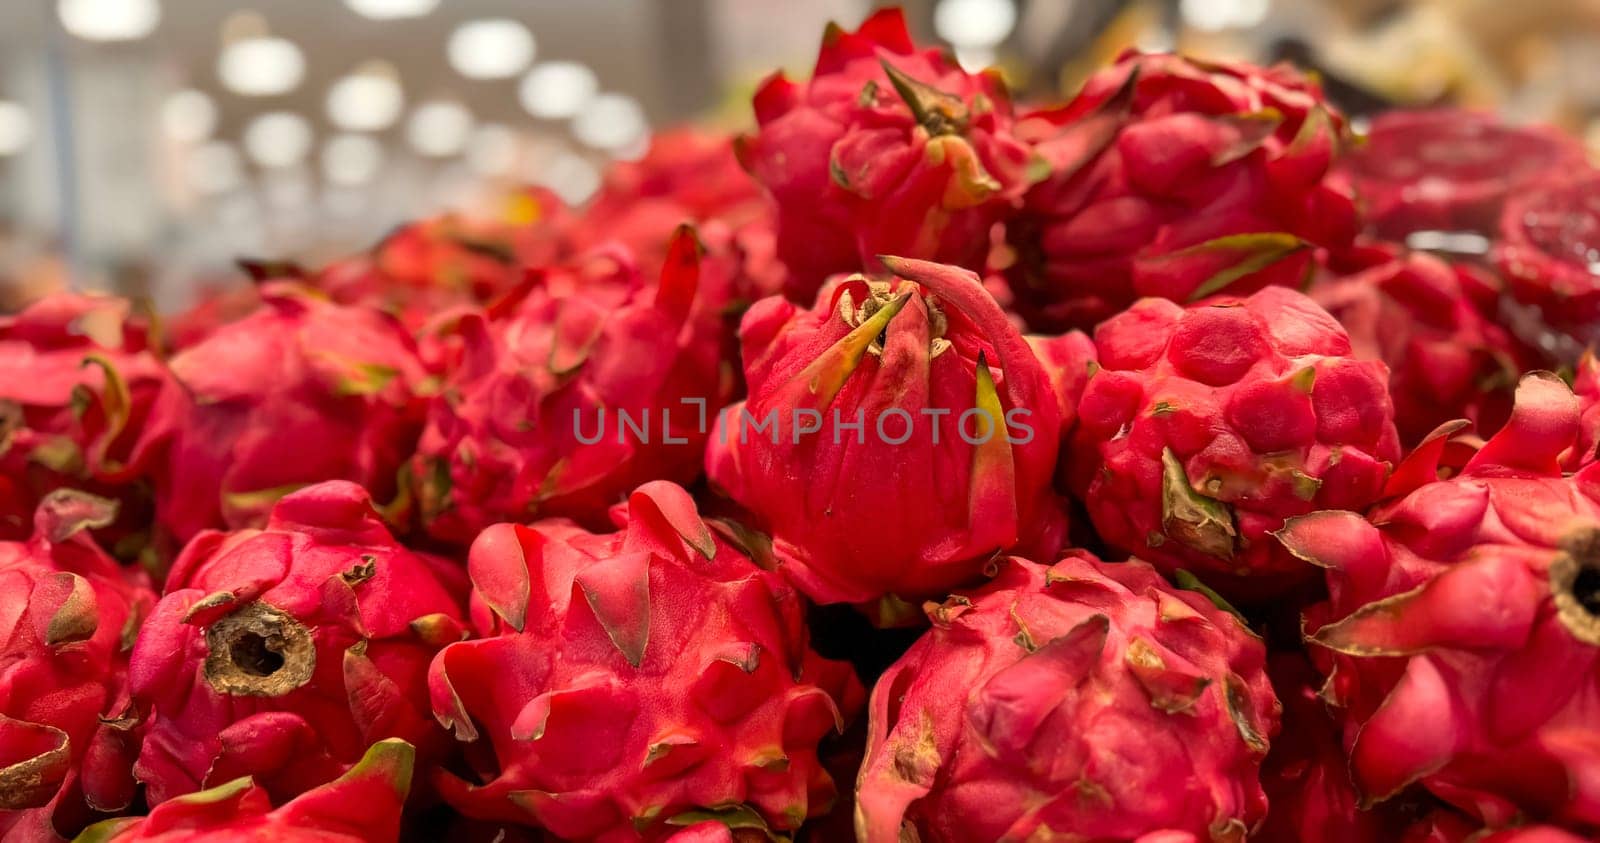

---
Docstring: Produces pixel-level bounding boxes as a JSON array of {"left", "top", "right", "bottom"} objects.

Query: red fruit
[
  {"left": 0, "top": 294, "right": 163, "bottom": 543},
  {"left": 316, "top": 217, "right": 534, "bottom": 333},
  {"left": 1280, "top": 374, "right": 1600, "bottom": 831},
  {"left": 856, "top": 554, "right": 1279, "bottom": 842},
  {"left": 1402, "top": 809, "right": 1590, "bottom": 843},
  {"left": 1311, "top": 247, "right": 1530, "bottom": 446},
  {"left": 1343, "top": 109, "right": 1587, "bottom": 240},
  {"left": 75, "top": 739, "right": 415, "bottom": 843},
  {"left": 428, "top": 481, "right": 863, "bottom": 841},
  {"left": 1260, "top": 653, "right": 1407, "bottom": 843},
  {"left": 0, "top": 492, "right": 154, "bottom": 840},
  {"left": 124, "top": 284, "right": 426, "bottom": 545},
  {"left": 165, "top": 283, "right": 262, "bottom": 352},
  {"left": 1070, "top": 286, "right": 1401, "bottom": 597},
  {"left": 1006, "top": 51, "right": 1356, "bottom": 331},
  {"left": 128, "top": 481, "right": 465, "bottom": 806},
  {"left": 705, "top": 258, "right": 1067, "bottom": 611},
  {"left": 1494, "top": 172, "right": 1600, "bottom": 346},
  {"left": 1567, "top": 351, "right": 1600, "bottom": 471},
  {"left": 569, "top": 129, "right": 787, "bottom": 316},
  {"left": 410, "top": 228, "right": 729, "bottom": 544},
  {"left": 737, "top": 8, "right": 1039, "bottom": 300}
]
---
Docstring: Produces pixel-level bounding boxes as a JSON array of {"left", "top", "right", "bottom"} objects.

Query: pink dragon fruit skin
[
  {"left": 1069, "top": 286, "right": 1401, "bottom": 598},
  {"left": 1342, "top": 109, "right": 1588, "bottom": 241},
  {"left": 73, "top": 739, "right": 415, "bottom": 843},
  {"left": 0, "top": 491, "right": 154, "bottom": 841},
  {"left": 410, "top": 227, "right": 730, "bottom": 544},
  {"left": 855, "top": 553, "right": 1280, "bottom": 843},
  {"left": 1259, "top": 653, "right": 1408, "bottom": 843},
  {"left": 123, "top": 283, "right": 427, "bottom": 546},
  {"left": 1402, "top": 809, "right": 1591, "bottom": 843},
  {"left": 427, "top": 481, "right": 864, "bottom": 841},
  {"left": 1311, "top": 245, "right": 1532, "bottom": 447},
  {"left": 705, "top": 258, "right": 1067, "bottom": 612},
  {"left": 0, "top": 293, "right": 164, "bottom": 544},
  {"left": 1280, "top": 373, "right": 1600, "bottom": 832},
  {"left": 1494, "top": 172, "right": 1600, "bottom": 346},
  {"left": 737, "top": 8, "right": 1039, "bottom": 301},
  {"left": 1005, "top": 51, "right": 1357, "bottom": 332},
  {"left": 1567, "top": 351, "right": 1599, "bottom": 471},
  {"left": 127, "top": 481, "right": 465, "bottom": 807}
]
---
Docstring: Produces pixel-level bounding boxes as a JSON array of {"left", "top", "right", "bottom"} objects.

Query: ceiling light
[
  {"left": 344, "top": 0, "right": 437, "bottom": 21},
  {"left": 448, "top": 18, "right": 535, "bottom": 80},
  {"left": 519, "top": 61, "right": 596, "bottom": 120},
  {"left": 219, "top": 15, "right": 305, "bottom": 97},
  {"left": 933, "top": 0, "right": 1016, "bottom": 48},
  {"left": 322, "top": 134, "right": 383, "bottom": 185},
  {"left": 326, "top": 62, "right": 403, "bottom": 131},
  {"left": 407, "top": 101, "right": 472, "bottom": 157},
  {"left": 244, "top": 111, "right": 313, "bottom": 168},
  {"left": 58, "top": 0, "right": 160, "bottom": 42},
  {"left": 572, "top": 93, "right": 646, "bottom": 152},
  {"left": 0, "top": 101, "right": 34, "bottom": 157}
]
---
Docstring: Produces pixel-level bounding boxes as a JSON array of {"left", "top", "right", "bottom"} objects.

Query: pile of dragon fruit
[{"left": 7, "top": 8, "right": 1600, "bottom": 842}]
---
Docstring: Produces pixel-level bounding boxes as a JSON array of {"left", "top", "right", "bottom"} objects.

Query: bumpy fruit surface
[
  {"left": 1568, "top": 351, "right": 1599, "bottom": 471},
  {"left": 411, "top": 228, "right": 728, "bottom": 544},
  {"left": 1070, "top": 286, "right": 1400, "bottom": 597},
  {"left": 1006, "top": 51, "right": 1355, "bottom": 331},
  {"left": 428, "top": 482, "right": 863, "bottom": 841},
  {"left": 737, "top": 8, "right": 1037, "bottom": 300},
  {"left": 1342, "top": 109, "right": 1586, "bottom": 240},
  {"left": 1280, "top": 374, "right": 1600, "bottom": 831},
  {"left": 856, "top": 553, "right": 1279, "bottom": 842},
  {"left": 1401, "top": 810, "right": 1591, "bottom": 843},
  {"left": 0, "top": 492, "right": 152, "bottom": 838},
  {"left": 74, "top": 739, "right": 415, "bottom": 843},
  {"left": 124, "top": 284, "right": 426, "bottom": 544},
  {"left": 128, "top": 482, "right": 465, "bottom": 806},
  {"left": 0, "top": 294, "right": 163, "bottom": 543},
  {"left": 706, "top": 258, "right": 1066, "bottom": 610},
  {"left": 1259, "top": 654, "right": 1405, "bottom": 843},
  {"left": 316, "top": 217, "right": 530, "bottom": 332},
  {"left": 0, "top": 492, "right": 153, "bottom": 840},
  {"left": 1494, "top": 172, "right": 1600, "bottom": 346},
  {"left": 1311, "top": 245, "right": 1529, "bottom": 446}
]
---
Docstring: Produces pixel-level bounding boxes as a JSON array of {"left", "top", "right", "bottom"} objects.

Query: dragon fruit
[
  {"left": 316, "top": 216, "right": 533, "bottom": 333},
  {"left": 1259, "top": 653, "right": 1406, "bottom": 843},
  {"left": 1342, "top": 109, "right": 1587, "bottom": 240},
  {"left": 1004, "top": 50, "right": 1356, "bottom": 332},
  {"left": 737, "top": 8, "right": 1038, "bottom": 301},
  {"left": 855, "top": 553, "right": 1279, "bottom": 842},
  {"left": 568, "top": 128, "right": 787, "bottom": 316},
  {"left": 1278, "top": 373, "right": 1600, "bottom": 831},
  {"left": 1402, "top": 810, "right": 1590, "bottom": 843},
  {"left": 410, "top": 227, "right": 729, "bottom": 544},
  {"left": 1069, "top": 286, "right": 1400, "bottom": 597},
  {"left": 0, "top": 491, "right": 154, "bottom": 840},
  {"left": 1567, "top": 351, "right": 1599, "bottom": 471},
  {"left": 705, "top": 258, "right": 1067, "bottom": 613},
  {"left": 1494, "top": 172, "right": 1600, "bottom": 347},
  {"left": 74, "top": 739, "right": 415, "bottom": 843},
  {"left": 123, "top": 283, "right": 426, "bottom": 545},
  {"left": 0, "top": 293, "right": 163, "bottom": 544},
  {"left": 428, "top": 481, "right": 863, "bottom": 840},
  {"left": 128, "top": 481, "right": 465, "bottom": 806},
  {"left": 1311, "top": 245, "right": 1530, "bottom": 446}
]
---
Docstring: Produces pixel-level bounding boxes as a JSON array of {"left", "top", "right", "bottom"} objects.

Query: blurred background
[{"left": 3, "top": 0, "right": 1600, "bottom": 312}]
